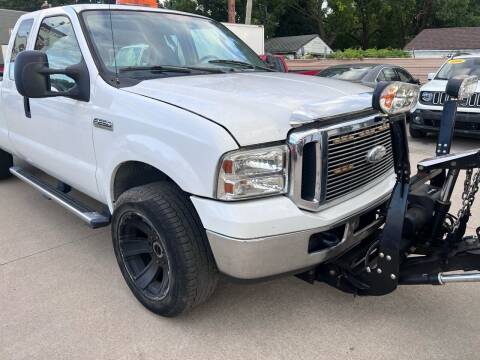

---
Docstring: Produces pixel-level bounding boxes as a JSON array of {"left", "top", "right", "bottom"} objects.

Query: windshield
[
  {"left": 435, "top": 58, "right": 480, "bottom": 80},
  {"left": 318, "top": 66, "right": 373, "bottom": 81},
  {"left": 81, "top": 10, "right": 267, "bottom": 78}
]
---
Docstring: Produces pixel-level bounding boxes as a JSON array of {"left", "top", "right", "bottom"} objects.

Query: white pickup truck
[{"left": 0, "top": 5, "right": 398, "bottom": 316}]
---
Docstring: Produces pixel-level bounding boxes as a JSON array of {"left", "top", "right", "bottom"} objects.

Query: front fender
[{"left": 91, "top": 81, "right": 239, "bottom": 210}]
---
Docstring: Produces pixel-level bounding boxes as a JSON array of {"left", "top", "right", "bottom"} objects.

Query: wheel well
[{"left": 113, "top": 161, "right": 170, "bottom": 202}]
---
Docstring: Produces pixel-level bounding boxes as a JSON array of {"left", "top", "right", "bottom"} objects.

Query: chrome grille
[
  {"left": 288, "top": 114, "right": 394, "bottom": 212},
  {"left": 325, "top": 122, "right": 393, "bottom": 202},
  {"left": 431, "top": 91, "right": 480, "bottom": 107}
]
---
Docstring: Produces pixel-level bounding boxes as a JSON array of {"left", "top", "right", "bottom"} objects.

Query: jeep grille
[{"left": 425, "top": 91, "right": 480, "bottom": 107}]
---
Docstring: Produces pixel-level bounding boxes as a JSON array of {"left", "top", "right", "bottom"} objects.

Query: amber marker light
[
  {"left": 116, "top": 0, "right": 158, "bottom": 8},
  {"left": 372, "top": 82, "right": 419, "bottom": 115}
]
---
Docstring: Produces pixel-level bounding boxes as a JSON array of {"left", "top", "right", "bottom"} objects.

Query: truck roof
[{"left": 18, "top": 4, "right": 208, "bottom": 21}]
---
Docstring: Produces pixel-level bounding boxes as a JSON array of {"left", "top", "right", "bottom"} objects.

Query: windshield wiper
[
  {"left": 208, "top": 59, "right": 275, "bottom": 72},
  {"left": 118, "top": 65, "right": 229, "bottom": 75},
  {"left": 187, "top": 66, "right": 230, "bottom": 74},
  {"left": 118, "top": 65, "right": 193, "bottom": 73}
]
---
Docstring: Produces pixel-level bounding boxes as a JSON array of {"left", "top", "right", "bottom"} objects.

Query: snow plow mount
[{"left": 304, "top": 76, "right": 480, "bottom": 295}]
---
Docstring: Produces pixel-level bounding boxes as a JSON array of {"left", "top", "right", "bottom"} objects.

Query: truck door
[
  {"left": 6, "top": 14, "right": 100, "bottom": 200},
  {"left": 1, "top": 18, "right": 34, "bottom": 155}
]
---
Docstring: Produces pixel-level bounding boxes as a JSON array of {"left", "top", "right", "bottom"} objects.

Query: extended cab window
[
  {"left": 34, "top": 16, "right": 83, "bottom": 92},
  {"left": 9, "top": 18, "right": 34, "bottom": 80}
]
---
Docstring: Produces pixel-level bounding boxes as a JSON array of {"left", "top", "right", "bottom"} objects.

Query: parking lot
[{"left": 1, "top": 134, "right": 479, "bottom": 360}]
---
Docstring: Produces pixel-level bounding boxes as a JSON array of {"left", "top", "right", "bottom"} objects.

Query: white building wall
[
  {"left": 222, "top": 23, "right": 265, "bottom": 54},
  {"left": 302, "top": 37, "right": 333, "bottom": 55}
]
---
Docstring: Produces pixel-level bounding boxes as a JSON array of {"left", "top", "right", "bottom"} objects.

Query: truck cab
[{"left": 0, "top": 5, "right": 409, "bottom": 316}]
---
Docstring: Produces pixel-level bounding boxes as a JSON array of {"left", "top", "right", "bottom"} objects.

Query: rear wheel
[
  {"left": 409, "top": 124, "right": 427, "bottom": 139},
  {"left": 112, "top": 181, "right": 218, "bottom": 317},
  {"left": 0, "top": 149, "right": 13, "bottom": 179}
]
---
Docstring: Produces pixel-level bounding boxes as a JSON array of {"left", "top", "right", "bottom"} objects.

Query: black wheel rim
[{"left": 118, "top": 212, "right": 171, "bottom": 301}]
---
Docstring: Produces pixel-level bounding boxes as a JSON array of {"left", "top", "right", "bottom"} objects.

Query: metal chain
[{"left": 450, "top": 169, "right": 480, "bottom": 234}]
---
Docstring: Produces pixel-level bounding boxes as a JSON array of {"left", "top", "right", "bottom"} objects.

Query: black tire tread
[
  {"left": 114, "top": 181, "right": 218, "bottom": 316},
  {"left": 0, "top": 149, "right": 13, "bottom": 180}
]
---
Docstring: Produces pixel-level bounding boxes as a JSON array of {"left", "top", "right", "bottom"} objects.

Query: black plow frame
[{"left": 308, "top": 83, "right": 480, "bottom": 295}]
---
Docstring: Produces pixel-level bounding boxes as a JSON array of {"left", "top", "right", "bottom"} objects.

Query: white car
[
  {"left": 411, "top": 55, "right": 480, "bottom": 138},
  {"left": 0, "top": 5, "right": 400, "bottom": 316}
]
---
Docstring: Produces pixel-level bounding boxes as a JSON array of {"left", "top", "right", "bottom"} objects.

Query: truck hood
[{"left": 122, "top": 72, "right": 374, "bottom": 145}]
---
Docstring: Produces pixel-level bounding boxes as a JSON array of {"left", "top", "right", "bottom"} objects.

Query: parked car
[
  {"left": 259, "top": 53, "right": 289, "bottom": 72},
  {"left": 316, "top": 63, "right": 419, "bottom": 88},
  {"left": 0, "top": 5, "right": 417, "bottom": 316},
  {"left": 411, "top": 55, "right": 480, "bottom": 138},
  {"left": 297, "top": 69, "right": 321, "bottom": 76}
]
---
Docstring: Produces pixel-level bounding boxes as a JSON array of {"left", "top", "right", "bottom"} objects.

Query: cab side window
[
  {"left": 34, "top": 16, "right": 83, "bottom": 92},
  {"left": 9, "top": 19, "right": 34, "bottom": 80}
]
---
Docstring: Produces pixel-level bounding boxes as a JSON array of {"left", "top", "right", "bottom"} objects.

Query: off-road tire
[
  {"left": 409, "top": 125, "right": 427, "bottom": 139},
  {"left": 112, "top": 181, "right": 218, "bottom": 317},
  {"left": 0, "top": 149, "right": 13, "bottom": 179}
]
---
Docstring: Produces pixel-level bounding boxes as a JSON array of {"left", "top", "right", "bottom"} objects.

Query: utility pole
[
  {"left": 228, "top": 0, "right": 236, "bottom": 23},
  {"left": 245, "top": 0, "right": 252, "bottom": 24}
]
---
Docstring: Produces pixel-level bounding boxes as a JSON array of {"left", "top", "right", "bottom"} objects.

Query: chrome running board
[{"left": 10, "top": 166, "right": 110, "bottom": 229}]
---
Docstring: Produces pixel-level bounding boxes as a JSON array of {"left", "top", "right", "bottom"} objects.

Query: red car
[{"left": 259, "top": 54, "right": 288, "bottom": 72}]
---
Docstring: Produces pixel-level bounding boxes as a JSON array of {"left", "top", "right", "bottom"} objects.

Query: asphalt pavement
[{"left": 1, "top": 135, "right": 480, "bottom": 360}]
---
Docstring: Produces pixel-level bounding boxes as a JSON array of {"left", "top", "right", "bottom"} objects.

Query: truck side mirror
[
  {"left": 427, "top": 72, "right": 435, "bottom": 81},
  {"left": 14, "top": 50, "right": 90, "bottom": 102}
]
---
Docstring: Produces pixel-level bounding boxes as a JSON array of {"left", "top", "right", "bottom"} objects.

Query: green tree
[
  {"left": 0, "top": 0, "right": 67, "bottom": 11},
  {"left": 162, "top": 0, "right": 197, "bottom": 13},
  {"left": 275, "top": 0, "right": 318, "bottom": 38},
  {"left": 238, "top": 0, "right": 290, "bottom": 38},
  {"left": 163, "top": 0, "right": 289, "bottom": 38},
  {"left": 433, "top": 0, "right": 480, "bottom": 27},
  {"left": 4, "top": 0, "right": 480, "bottom": 51},
  {"left": 0, "top": 0, "right": 115, "bottom": 11}
]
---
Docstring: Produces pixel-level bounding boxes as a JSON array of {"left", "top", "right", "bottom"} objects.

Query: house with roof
[
  {"left": 405, "top": 27, "right": 480, "bottom": 58},
  {"left": 265, "top": 34, "right": 333, "bottom": 59}
]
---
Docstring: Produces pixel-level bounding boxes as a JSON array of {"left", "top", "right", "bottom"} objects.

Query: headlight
[
  {"left": 372, "top": 81, "right": 420, "bottom": 115},
  {"left": 216, "top": 145, "right": 289, "bottom": 200},
  {"left": 421, "top": 91, "right": 433, "bottom": 102}
]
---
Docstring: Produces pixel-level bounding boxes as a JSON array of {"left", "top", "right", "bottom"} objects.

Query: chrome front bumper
[{"left": 206, "top": 201, "right": 386, "bottom": 279}]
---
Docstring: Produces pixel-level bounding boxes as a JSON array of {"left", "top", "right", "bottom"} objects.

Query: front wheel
[
  {"left": 0, "top": 149, "right": 13, "bottom": 179},
  {"left": 112, "top": 181, "right": 218, "bottom": 317}
]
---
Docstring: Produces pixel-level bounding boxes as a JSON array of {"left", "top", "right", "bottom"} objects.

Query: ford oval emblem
[{"left": 366, "top": 145, "right": 387, "bottom": 164}]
